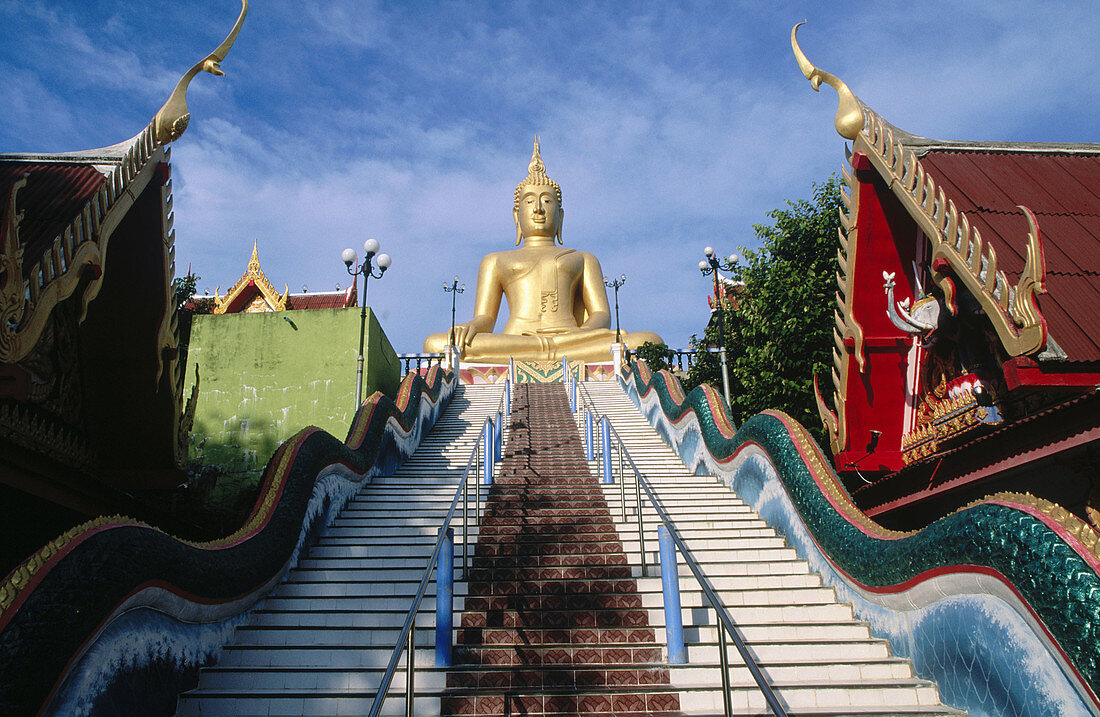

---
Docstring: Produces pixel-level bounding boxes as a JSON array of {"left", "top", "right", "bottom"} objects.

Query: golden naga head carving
[
  {"left": 153, "top": 0, "right": 249, "bottom": 144},
  {"left": 513, "top": 137, "right": 564, "bottom": 245},
  {"left": 791, "top": 22, "right": 865, "bottom": 141}
]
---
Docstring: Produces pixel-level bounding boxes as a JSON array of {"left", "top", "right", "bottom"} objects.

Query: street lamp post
[
  {"left": 443, "top": 276, "right": 466, "bottom": 369},
  {"left": 342, "top": 239, "right": 392, "bottom": 408},
  {"left": 699, "top": 246, "right": 737, "bottom": 408},
  {"left": 443, "top": 275, "right": 466, "bottom": 349},
  {"left": 603, "top": 274, "right": 626, "bottom": 343}
]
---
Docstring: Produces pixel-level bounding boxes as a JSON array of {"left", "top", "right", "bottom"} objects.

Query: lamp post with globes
[
  {"left": 603, "top": 274, "right": 626, "bottom": 344},
  {"left": 342, "top": 239, "right": 392, "bottom": 408},
  {"left": 443, "top": 276, "right": 466, "bottom": 361},
  {"left": 699, "top": 246, "right": 736, "bottom": 408}
]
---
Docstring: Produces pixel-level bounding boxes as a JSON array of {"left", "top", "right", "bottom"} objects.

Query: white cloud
[{"left": 5, "top": 0, "right": 1097, "bottom": 352}]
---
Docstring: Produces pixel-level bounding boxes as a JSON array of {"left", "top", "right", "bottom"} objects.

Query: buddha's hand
[{"left": 451, "top": 322, "right": 479, "bottom": 350}]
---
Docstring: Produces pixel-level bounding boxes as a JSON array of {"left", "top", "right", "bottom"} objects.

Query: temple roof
[
  {"left": 0, "top": 159, "right": 110, "bottom": 273},
  {"left": 917, "top": 149, "right": 1100, "bottom": 362},
  {"left": 286, "top": 287, "right": 356, "bottom": 310},
  {"left": 212, "top": 242, "right": 357, "bottom": 313}
]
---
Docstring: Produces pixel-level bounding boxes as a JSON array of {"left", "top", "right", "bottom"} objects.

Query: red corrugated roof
[
  {"left": 0, "top": 162, "right": 106, "bottom": 273},
  {"left": 919, "top": 150, "right": 1100, "bottom": 362},
  {"left": 287, "top": 287, "right": 356, "bottom": 310}
]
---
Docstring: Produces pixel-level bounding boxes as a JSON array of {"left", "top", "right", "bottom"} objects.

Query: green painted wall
[{"left": 184, "top": 308, "right": 399, "bottom": 474}]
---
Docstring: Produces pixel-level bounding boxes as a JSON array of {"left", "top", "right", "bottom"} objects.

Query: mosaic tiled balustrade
[{"left": 442, "top": 383, "right": 680, "bottom": 715}]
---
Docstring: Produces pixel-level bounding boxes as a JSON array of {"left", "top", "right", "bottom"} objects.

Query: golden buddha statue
[{"left": 423, "top": 140, "right": 662, "bottom": 363}]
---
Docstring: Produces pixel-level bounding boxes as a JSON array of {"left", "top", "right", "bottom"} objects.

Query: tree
[
  {"left": 684, "top": 176, "right": 841, "bottom": 445},
  {"left": 634, "top": 341, "right": 677, "bottom": 373},
  {"left": 172, "top": 272, "right": 214, "bottom": 314}
]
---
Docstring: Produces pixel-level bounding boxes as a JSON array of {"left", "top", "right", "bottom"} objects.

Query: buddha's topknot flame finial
[{"left": 514, "top": 136, "right": 562, "bottom": 211}]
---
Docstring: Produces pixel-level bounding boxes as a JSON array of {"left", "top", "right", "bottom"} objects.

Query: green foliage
[
  {"left": 634, "top": 341, "right": 676, "bottom": 373},
  {"left": 171, "top": 273, "right": 199, "bottom": 310},
  {"left": 172, "top": 272, "right": 214, "bottom": 314},
  {"left": 684, "top": 176, "right": 841, "bottom": 444}
]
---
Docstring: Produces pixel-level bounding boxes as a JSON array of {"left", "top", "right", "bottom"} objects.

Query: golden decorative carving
[
  {"left": 213, "top": 241, "right": 289, "bottom": 314},
  {"left": 900, "top": 374, "right": 998, "bottom": 465},
  {"left": 0, "top": 127, "right": 165, "bottom": 364},
  {"left": 0, "top": 514, "right": 151, "bottom": 615},
  {"left": 813, "top": 163, "right": 861, "bottom": 454},
  {"left": 153, "top": 0, "right": 249, "bottom": 144},
  {"left": 0, "top": 176, "right": 28, "bottom": 359},
  {"left": 957, "top": 492, "right": 1100, "bottom": 562},
  {"left": 423, "top": 141, "right": 662, "bottom": 362},
  {"left": 858, "top": 114, "right": 1048, "bottom": 356},
  {"left": 154, "top": 180, "right": 180, "bottom": 389},
  {"left": 791, "top": 23, "right": 866, "bottom": 141}
]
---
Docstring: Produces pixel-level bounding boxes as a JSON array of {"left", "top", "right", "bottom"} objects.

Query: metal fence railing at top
[
  {"left": 575, "top": 391, "right": 788, "bottom": 717},
  {"left": 398, "top": 352, "right": 444, "bottom": 377},
  {"left": 367, "top": 380, "right": 509, "bottom": 717},
  {"left": 625, "top": 347, "right": 725, "bottom": 373}
]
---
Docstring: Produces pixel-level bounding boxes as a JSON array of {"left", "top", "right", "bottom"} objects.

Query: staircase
[
  {"left": 441, "top": 383, "right": 681, "bottom": 715},
  {"left": 175, "top": 376, "right": 961, "bottom": 716},
  {"left": 175, "top": 383, "right": 505, "bottom": 717},
  {"left": 577, "top": 380, "right": 963, "bottom": 715}
]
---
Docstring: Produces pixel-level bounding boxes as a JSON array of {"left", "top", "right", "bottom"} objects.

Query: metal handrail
[
  {"left": 367, "top": 403, "right": 501, "bottom": 717},
  {"left": 576, "top": 379, "right": 600, "bottom": 417},
  {"left": 495, "top": 378, "right": 508, "bottom": 417},
  {"left": 601, "top": 418, "right": 788, "bottom": 717}
]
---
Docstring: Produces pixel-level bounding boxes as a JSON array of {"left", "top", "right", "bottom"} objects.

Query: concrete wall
[{"left": 184, "top": 308, "right": 399, "bottom": 474}]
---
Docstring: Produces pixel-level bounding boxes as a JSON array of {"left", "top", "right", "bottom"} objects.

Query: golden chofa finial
[
  {"left": 791, "top": 22, "right": 865, "bottom": 140},
  {"left": 154, "top": 0, "right": 249, "bottom": 144}
]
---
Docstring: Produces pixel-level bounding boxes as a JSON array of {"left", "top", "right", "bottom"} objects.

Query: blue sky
[{"left": 2, "top": 1, "right": 1097, "bottom": 353}]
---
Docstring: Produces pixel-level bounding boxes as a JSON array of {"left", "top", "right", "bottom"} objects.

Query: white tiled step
[
  {"left": 176, "top": 691, "right": 438, "bottom": 717},
  {"left": 186, "top": 666, "right": 449, "bottom": 691},
  {"left": 271, "top": 579, "right": 468, "bottom": 598},
  {"left": 673, "top": 679, "right": 953, "bottom": 712},
  {"left": 577, "top": 380, "right": 958, "bottom": 716},
  {"left": 214, "top": 644, "right": 442, "bottom": 668},
  {"left": 177, "top": 385, "right": 504, "bottom": 717},
  {"left": 313, "top": 527, "right": 480, "bottom": 541}
]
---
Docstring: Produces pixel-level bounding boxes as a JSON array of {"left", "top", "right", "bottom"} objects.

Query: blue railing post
[
  {"left": 585, "top": 411, "right": 594, "bottom": 462},
  {"left": 435, "top": 527, "right": 454, "bottom": 666},
  {"left": 658, "top": 525, "right": 686, "bottom": 664},
  {"left": 482, "top": 421, "right": 493, "bottom": 485},
  {"left": 561, "top": 356, "right": 568, "bottom": 384},
  {"left": 601, "top": 418, "right": 613, "bottom": 484},
  {"left": 494, "top": 410, "right": 503, "bottom": 461},
  {"left": 504, "top": 379, "right": 511, "bottom": 415},
  {"left": 570, "top": 377, "right": 577, "bottom": 413}
]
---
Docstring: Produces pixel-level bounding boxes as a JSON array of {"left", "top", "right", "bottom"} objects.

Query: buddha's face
[{"left": 515, "top": 185, "right": 561, "bottom": 240}]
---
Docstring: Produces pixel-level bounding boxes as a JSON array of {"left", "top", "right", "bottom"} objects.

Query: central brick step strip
[{"left": 443, "top": 383, "right": 681, "bottom": 716}]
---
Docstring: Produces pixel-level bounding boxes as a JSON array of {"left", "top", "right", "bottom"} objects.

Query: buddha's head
[{"left": 513, "top": 138, "right": 563, "bottom": 245}]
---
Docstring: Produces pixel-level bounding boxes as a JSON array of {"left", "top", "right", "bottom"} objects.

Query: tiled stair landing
[{"left": 443, "top": 382, "right": 681, "bottom": 715}]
